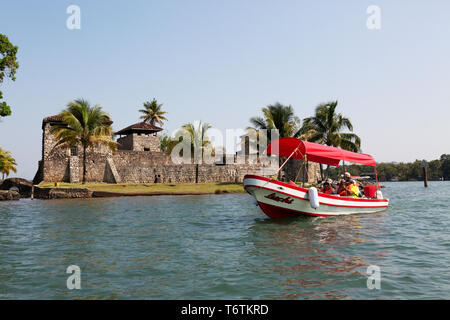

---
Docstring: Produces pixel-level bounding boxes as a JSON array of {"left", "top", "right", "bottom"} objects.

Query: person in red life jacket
[{"left": 320, "top": 179, "right": 335, "bottom": 194}]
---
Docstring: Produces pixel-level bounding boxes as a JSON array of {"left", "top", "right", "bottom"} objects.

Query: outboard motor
[{"left": 308, "top": 187, "right": 320, "bottom": 209}]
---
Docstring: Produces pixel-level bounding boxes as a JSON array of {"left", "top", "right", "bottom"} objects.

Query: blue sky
[{"left": 1, "top": 0, "right": 450, "bottom": 179}]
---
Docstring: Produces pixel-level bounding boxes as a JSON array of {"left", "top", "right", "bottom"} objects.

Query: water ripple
[{"left": 0, "top": 182, "right": 449, "bottom": 299}]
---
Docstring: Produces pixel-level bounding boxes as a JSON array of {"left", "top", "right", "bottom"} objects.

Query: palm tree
[
  {"left": 139, "top": 98, "right": 168, "bottom": 126},
  {"left": 159, "top": 132, "right": 179, "bottom": 154},
  {"left": 296, "top": 100, "right": 361, "bottom": 179},
  {"left": 175, "top": 121, "right": 213, "bottom": 183},
  {"left": 0, "top": 147, "right": 17, "bottom": 180},
  {"left": 247, "top": 103, "right": 301, "bottom": 179},
  {"left": 179, "top": 121, "right": 213, "bottom": 163},
  {"left": 50, "top": 98, "right": 117, "bottom": 184},
  {"left": 249, "top": 102, "right": 300, "bottom": 141},
  {"left": 296, "top": 101, "right": 361, "bottom": 151}
]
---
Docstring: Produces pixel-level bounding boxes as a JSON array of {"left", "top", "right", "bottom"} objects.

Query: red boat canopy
[{"left": 265, "top": 138, "right": 377, "bottom": 167}]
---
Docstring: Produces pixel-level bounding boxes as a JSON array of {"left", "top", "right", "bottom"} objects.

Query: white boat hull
[{"left": 244, "top": 175, "right": 389, "bottom": 218}]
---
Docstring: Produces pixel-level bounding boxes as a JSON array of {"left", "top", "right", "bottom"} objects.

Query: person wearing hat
[
  {"left": 320, "top": 179, "right": 335, "bottom": 195},
  {"left": 344, "top": 171, "right": 351, "bottom": 182}
]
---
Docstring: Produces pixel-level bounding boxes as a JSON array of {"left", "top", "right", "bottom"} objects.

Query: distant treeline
[{"left": 327, "top": 154, "right": 450, "bottom": 182}]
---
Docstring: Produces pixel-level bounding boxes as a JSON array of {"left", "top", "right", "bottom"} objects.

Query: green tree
[
  {"left": 139, "top": 98, "right": 168, "bottom": 126},
  {"left": 50, "top": 99, "right": 117, "bottom": 184},
  {"left": 0, "top": 147, "right": 17, "bottom": 180},
  {"left": 160, "top": 132, "right": 178, "bottom": 154},
  {"left": 177, "top": 121, "right": 213, "bottom": 163},
  {"left": 0, "top": 34, "right": 19, "bottom": 118},
  {"left": 248, "top": 103, "right": 301, "bottom": 179},
  {"left": 441, "top": 154, "right": 450, "bottom": 180},
  {"left": 249, "top": 102, "right": 300, "bottom": 141},
  {"left": 428, "top": 159, "right": 442, "bottom": 180},
  {"left": 297, "top": 101, "right": 361, "bottom": 179},
  {"left": 297, "top": 101, "right": 361, "bottom": 151}
]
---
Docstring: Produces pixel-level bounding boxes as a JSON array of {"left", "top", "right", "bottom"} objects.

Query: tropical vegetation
[
  {"left": 0, "top": 34, "right": 19, "bottom": 118},
  {"left": 296, "top": 101, "right": 361, "bottom": 152},
  {"left": 139, "top": 98, "right": 168, "bottom": 126},
  {"left": 327, "top": 155, "right": 450, "bottom": 181},
  {"left": 248, "top": 102, "right": 300, "bottom": 142},
  {"left": 160, "top": 132, "right": 178, "bottom": 154},
  {"left": 178, "top": 121, "right": 213, "bottom": 162},
  {"left": 295, "top": 100, "right": 361, "bottom": 179},
  {"left": 50, "top": 98, "right": 117, "bottom": 184},
  {"left": 248, "top": 100, "right": 361, "bottom": 179},
  {"left": 0, "top": 147, "right": 17, "bottom": 180}
]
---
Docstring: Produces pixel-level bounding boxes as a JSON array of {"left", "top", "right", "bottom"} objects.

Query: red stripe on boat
[
  {"left": 245, "top": 184, "right": 388, "bottom": 208},
  {"left": 244, "top": 174, "right": 388, "bottom": 204},
  {"left": 257, "top": 202, "right": 331, "bottom": 218}
]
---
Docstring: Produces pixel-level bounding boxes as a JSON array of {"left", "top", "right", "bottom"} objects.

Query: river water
[{"left": 0, "top": 181, "right": 449, "bottom": 299}]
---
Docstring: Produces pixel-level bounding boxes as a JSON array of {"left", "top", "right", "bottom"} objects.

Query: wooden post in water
[
  {"left": 195, "top": 164, "right": 199, "bottom": 184},
  {"left": 423, "top": 167, "right": 428, "bottom": 187},
  {"left": 421, "top": 160, "right": 428, "bottom": 188}
]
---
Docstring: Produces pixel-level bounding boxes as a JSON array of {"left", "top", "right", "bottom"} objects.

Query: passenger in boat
[
  {"left": 320, "top": 180, "right": 335, "bottom": 194},
  {"left": 337, "top": 179, "right": 346, "bottom": 195},
  {"left": 343, "top": 179, "right": 359, "bottom": 198},
  {"left": 344, "top": 171, "right": 352, "bottom": 183}
]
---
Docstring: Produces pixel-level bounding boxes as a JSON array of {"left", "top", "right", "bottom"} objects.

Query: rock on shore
[
  {"left": 0, "top": 190, "right": 20, "bottom": 201},
  {"left": 0, "top": 178, "right": 33, "bottom": 198},
  {"left": 33, "top": 187, "right": 93, "bottom": 199}
]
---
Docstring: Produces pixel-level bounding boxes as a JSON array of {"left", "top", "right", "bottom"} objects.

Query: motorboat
[{"left": 243, "top": 138, "right": 389, "bottom": 218}]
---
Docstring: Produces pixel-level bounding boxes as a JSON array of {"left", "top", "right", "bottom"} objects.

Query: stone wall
[
  {"left": 282, "top": 158, "right": 321, "bottom": 183},
  {"left": 41, "top": 152, "right": 113, "bottom": 183},
  {"left": 115, "top": 163, "right": 277, "bottom": 184},
  {"left": 134, "top": 133, "right": 160, "bottom": 152},
  {"left": 37, "top": 150, "right": 277, "bottom": 184},
  {"left": 117, "top": 135, "right": 133, "bottom": 150},
  {"left": 42, "top": 123, "right": 67, "bottom": 160},
  {"left": 112, "top": 150, "right": 171, "bottom": 167},
  {"left": 69, "top": 156, "right": 79, "bottom": 183},
  {"left": 36, "top": 121, "right": 279, "bottom": 184},
  {"left": 117, "top": 133, "right": 160, "bottom": 152}
]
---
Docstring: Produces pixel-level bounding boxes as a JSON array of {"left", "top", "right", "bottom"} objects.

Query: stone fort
[{"left": 33, "top": 115, "right": 284, "bottom": 184}]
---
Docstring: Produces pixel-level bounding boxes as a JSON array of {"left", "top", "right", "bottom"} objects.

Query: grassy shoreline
[{"left": 37, "top": 182, "right": 245, "bottom": 196}]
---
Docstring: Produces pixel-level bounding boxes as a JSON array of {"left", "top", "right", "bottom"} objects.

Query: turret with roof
[{"left": 116, "top": 121, "right": 162, "bottom": 152}]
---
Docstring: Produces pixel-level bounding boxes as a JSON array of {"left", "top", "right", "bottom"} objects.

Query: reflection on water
[{"left": 248, "top": 213, "right": 389, "bottom": 299}]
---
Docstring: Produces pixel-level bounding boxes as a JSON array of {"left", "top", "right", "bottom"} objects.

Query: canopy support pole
[
  {"left": 272, "top": 141, "right": 302, "bottom": 180},
  {"left": 343, "top": 160, "right": 348, "bottom": 196},
  {"left": 294, "top": 155, "right": 307, "bottom": 185},
  {"left": 375, "top": 166, "right": 380, "bottom": 190},
  {"left": 294, "top": 160, "right": 303, "bottom": 183},
  {"left": 302, "top": 160, "right": 308, "bottom": 187}
]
